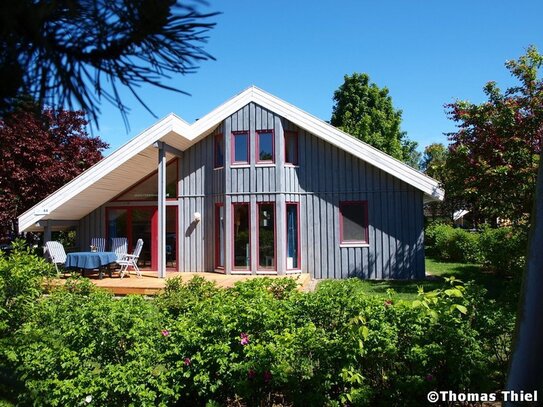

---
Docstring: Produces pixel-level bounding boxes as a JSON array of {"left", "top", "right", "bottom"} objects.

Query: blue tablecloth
[{"left": 65, "top": 252, "right": 118, "bottom": 270}]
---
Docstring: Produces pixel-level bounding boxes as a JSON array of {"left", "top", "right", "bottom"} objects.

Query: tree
[
  {"left": 445, "top": 46, "right": 543, "bottom": 225},
  {"left": 0, "top": 0, "right": 218, "bottom": 127},
  {"left": 0, "top": 101, "right": 108, "bottom": 236},
  {"left": 421, "top": 143, "right": 448, "bottom": 180},
  {"left": 331, "top": 73, "right": 419, "bottom": 167}
]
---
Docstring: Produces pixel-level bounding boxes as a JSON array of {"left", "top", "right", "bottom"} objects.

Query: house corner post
[{"left": 157, "top": 142, "right": 167, "bottom": 278}]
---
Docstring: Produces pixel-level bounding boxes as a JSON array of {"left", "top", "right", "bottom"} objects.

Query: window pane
[
  {"left": 287, "top": 204, "right": 299, "bottom": 269},
  {"left": 215, "top": 205, "right": 224, "bottom": 268},
  {"left": 341, "top": 203, "right": 367, "bottom": 242},
  {"left": 107, "top": 209, "right": 127, "bottom": 240},
  {"left": 233, "top": 204, "right": 250, "bottom": 269},
  {"left": 116, "top": 160, "right": 177, "bottom": 201},
  {"left": 258, "top": 203, "right": 275, "bottom": 269},
  {"left": 258, "top": 132, "right": 273, "bottom": 161},
  {"left": 215, "top": 134, "right": 224, "bottom": 168},
  {"left": 166, "top": 206, "right": 177, "bottom": 270},
  {"left": 285, "top": 132, "right": 298, "bottom": 164},
  {"left": 131, "top": 208, "right": 153, "bottom": 268},
  {"left": 234, "top": 133, "right": 248, "bottom": 163}
]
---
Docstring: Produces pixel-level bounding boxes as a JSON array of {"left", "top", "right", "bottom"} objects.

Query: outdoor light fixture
[{"left": 193, "top": 212, "right": 201, "bottom": 222}]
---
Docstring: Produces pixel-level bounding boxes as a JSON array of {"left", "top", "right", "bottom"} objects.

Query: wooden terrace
[{"left": 50, "top": 271, "right": 312, "bottom": 296}]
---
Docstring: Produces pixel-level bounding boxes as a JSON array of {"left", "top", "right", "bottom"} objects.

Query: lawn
[{"left": 355, "top": 257, "right": 520, "bottom": 306}]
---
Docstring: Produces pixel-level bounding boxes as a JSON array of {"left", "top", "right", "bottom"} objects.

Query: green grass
[{"left": 354, "top": 257, "right": 520, "bottom": 305}]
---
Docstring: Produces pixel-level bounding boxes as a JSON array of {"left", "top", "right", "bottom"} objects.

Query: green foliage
[
  {"left": 479, "top": 226, "right": 527, "bottom": 276},
  {"left": 0, "top": 267, "right": 514, "bottom": 406},
  {"left": 331, "top": 73, "right": 420, "bottom": 167},
  {"left": 426, "top": 223, "right": 527, "bottom": 276},
  {"left": 445, "top": 46, "right": 543, "bottom": 224},
  {"left": 425, "top": 223, "right": 481, "bottom": 263}
]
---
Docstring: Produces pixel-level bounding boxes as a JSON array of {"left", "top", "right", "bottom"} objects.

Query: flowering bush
[{"left": 1, "top": 275, "right": 514, "bottom": 406}]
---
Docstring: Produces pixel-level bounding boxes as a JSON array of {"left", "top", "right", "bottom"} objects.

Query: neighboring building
[{"left": 18, "top": 87, "right": 444, "bottom": 279}]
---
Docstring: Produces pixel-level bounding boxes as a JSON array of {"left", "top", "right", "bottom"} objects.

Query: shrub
[
  {"left": 425, "top": 223, "right": 481, "bottom": 263},
  {"left": 2, "top": 276, "right": 514, "bottom": 406},
  {"left": 479, "top": 226, "right": 526, "bottom": 276}
]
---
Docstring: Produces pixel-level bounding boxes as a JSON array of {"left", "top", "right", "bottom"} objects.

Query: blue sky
[{"left": 96, "top": 0, "right": 543, "bottom": 155}]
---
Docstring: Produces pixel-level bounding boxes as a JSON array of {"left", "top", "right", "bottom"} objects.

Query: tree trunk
[{"left": 505, "top": 152, "right": 543, "bottom": 404}]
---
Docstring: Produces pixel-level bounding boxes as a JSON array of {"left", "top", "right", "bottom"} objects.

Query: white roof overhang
[{"left": 19, "top": 86, "right": 444, "bottom": 232}]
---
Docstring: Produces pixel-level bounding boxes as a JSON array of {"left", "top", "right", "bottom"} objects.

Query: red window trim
[
  {"left": 286, "top": 202, "right": 301, "bottom": 270},
  {"left": 214, "top": 133, "right": 224, "bottom": 169},
  {"left": 284, "top": 131, "right": 299, "bottom": 165},
  {"left": 111, "top": 158, "right": 179, "bottom": 202},
  {"left": 339, "top": 201, "right": 369, "bottom": 244},
  {"left": 257, "top": 202, "right": 276, "bottom": 271},
  {"left": 232, "top": 202, "right": 250, "bottom": 271},
  {"left": 214, "top": 203, "right": 224, "bottom": 270},
  {"left": 231, "top": 131, "right": 250, "bottom": 165},
  {"left": 256, "top": 129, "right": 275, "bottom": 164}
]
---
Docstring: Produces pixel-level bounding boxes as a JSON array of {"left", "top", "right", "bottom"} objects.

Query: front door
[{"left": 107, "top": 206, "right": 177, "bottom": 271}]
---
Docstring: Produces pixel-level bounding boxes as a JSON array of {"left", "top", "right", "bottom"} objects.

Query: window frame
[
  {"left": 284, "top": 131, "right": 299, "bottom": 166},
  {"left": 256, "top": 130, "right": 275, "bottom": 164},
  {"left": 232, "top": 202, "right": 251, "bottom": 271},
  {"left": 257, "top": 202, "right": 276, "bottom": 271},
  {"left": 339, "top": 201, "right": 369, "bottom": 246},
  {"left": 286, "top": 202, "right": 301, "bottom": 271},
  {"left": 214, "top": 203, "right": 224, "bottom": 270},
  {"left": 231, "top": 131, "right": 250, "bottom": 165},
  {"left": 214, "top": 133, "right": 224, "bottom": 169}
]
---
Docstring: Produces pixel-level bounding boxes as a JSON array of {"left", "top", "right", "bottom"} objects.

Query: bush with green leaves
[
  {"left": 2, "top": 275, "right": 514, "bottom": 406},
  {"left": 425, "top": 223, "right": 481, "bottom": 263},
  {"left": 478, "top": 226, "right": 526, "bottom": 276}
]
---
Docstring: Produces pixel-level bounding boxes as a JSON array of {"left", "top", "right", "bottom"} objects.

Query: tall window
[
  {"left": 232, "top": 131, "right": 249, "bottom": 164},
  {"left": 233, "top": 203, "right": 250, "bottom": 270},
  {"left": 258, "top": 203, "right": 275, "bottom": 270},
  {"left": 285, "top": 131, "right": 298, "bottom": 165},
  {"left": 215, "top": 204, "right": 224, "bottom": 269},
  {"left": 339, "top": 201, "right": 369, "bottom": 244},
  {"left": 214, "top": 134, "right": 224, "bottom": 168},
  {"left": 286, "top": 203, "right": 300, "bottom": 269},
  {"left": 257, "top": 131, "right": 274, "bottom": 163}
]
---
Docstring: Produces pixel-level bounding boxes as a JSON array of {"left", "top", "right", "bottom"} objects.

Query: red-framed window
[
  {"left": 215, "top": 203, "right": 225, "bottom": 269},
  {"left": 232, "top": 203, "right": 250, "bottom": 270},
  {"left": 339, "top": 201, "right": 369, "bottom": 244},
  {"left": 256, "top": 130, "right": 274, "bottom": 163},
  {"left": 214, "top": 133, "right": 224, "bottom": 168},
  {"left": 286, "top": 202, "right": 300, "bottom": 270},
  {"left": 285, "top": 131, "right": 298, "bottom": 165},
  {"left": 232, "top": 131, "right": 249, "bottom": 164},
  {"left": 257, "top": 202, "right": 276, "bottom": 270}
]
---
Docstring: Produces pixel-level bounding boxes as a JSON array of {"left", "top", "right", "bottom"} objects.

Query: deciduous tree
[
  {"left": 0, "top": 102, "right": 108, "bottom": 236},
  {"left": 331, "top": 73, "right": 419, "bottom": 167},
  {"left": 445, "top": 46, "right": 543, "bottom": 225}
]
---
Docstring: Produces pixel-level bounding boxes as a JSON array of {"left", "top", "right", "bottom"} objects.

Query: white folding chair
[
  {"left": 117, "top": 239, "right": 144, "bottom": 278},
  {"left": 90, "top": 237, "right": 106, "bottom": 252},
  {"left": 110, "top": 237, "right": 128, "bottom": 260},
  {"left": 45, "top": 241, "right": 67, "bottom": 273}
]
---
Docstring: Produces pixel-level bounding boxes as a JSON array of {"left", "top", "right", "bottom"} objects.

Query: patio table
[{"left": 65, "top": 251, "right": 118, "bottom": 279}]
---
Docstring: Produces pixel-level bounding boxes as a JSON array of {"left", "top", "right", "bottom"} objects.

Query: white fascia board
[{"left": 18, "top": 114, "right": 188, "bottom": 232}]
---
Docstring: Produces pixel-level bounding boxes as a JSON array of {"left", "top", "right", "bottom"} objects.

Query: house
[{"left": 18, "top": 87, "right": 444, "bottom": 279}]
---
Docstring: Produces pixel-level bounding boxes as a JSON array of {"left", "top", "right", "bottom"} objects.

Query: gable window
[
  {"left": 214, "top": 134, "right": 224, "bottom": 168},
  {"left": 257, "top": 130, "right": 274, "bottom": 163},
  {"left": 339, "top": 201, "right": 368, "bottom": 245},
  {"left": 232, "top": 131, "right": 249, "bottom": 164},
  {"left": 114, "top": 159, "right": 178, "bottom": 201},
  {"left": 285, "top": 131, "right": 298, "bottom": 165}
]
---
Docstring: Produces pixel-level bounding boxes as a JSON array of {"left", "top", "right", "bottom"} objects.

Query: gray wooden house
[{"left": 18, "top": 87, "right": 444, "bottom": 279}]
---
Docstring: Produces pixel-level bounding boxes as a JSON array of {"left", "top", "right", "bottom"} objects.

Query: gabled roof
[{"left": 18, "top": 86, "right": 444, "bottom": 232}]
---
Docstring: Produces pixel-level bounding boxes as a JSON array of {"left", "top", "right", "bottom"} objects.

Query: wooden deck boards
[{"left": 50, "top": 271, "right": 312, "bottom": 295}]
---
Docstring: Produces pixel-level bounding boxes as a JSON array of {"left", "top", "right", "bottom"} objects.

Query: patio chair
[
  {"left": 117, "top": 239, "right": 144, "bottom": 278},
  {"left": 45, "top": 241, "right": 67, "bottom": 273},
  {"left": 90, "top": 237, "right": 106, "bottom": 252},
  {"left": 110, "top": 237, "right": 128, "bottom": 260}
]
